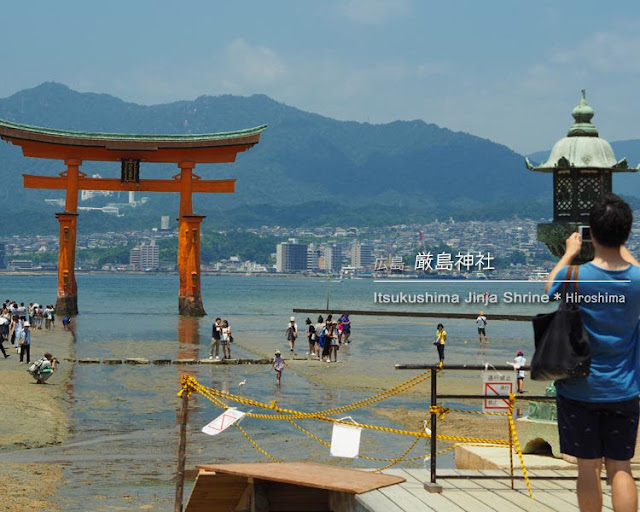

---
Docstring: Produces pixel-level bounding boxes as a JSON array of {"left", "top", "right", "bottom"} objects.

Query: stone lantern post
[{"left": 525, "top": 90, "right": 638, "bottom": 263}]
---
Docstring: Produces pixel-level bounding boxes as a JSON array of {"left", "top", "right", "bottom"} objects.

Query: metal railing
[{"left": 396, "top": 363, "right": 556, "bottom": 492}]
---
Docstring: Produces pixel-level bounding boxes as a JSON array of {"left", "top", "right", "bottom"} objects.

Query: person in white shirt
[
  {"left": 475, "top": 311, "right": 489, "bottom": 349},
  {"left": 220, "top": 320, "right": 232, "bottom": 360},
  {"left": 513, "top": 350, "right": 526, "bottom": 393}
]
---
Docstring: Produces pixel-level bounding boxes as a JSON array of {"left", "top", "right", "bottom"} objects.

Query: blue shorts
[{"left": 557, "top": 394, "right": 639, "bottom": 460}]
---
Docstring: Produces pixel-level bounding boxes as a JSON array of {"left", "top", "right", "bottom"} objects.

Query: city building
[
  {"left": 324, "top": 244, "right": 342, "bottom": 273},
  {"left": 160, "top": 216, "right": 170, "bottom": 231},
  {"left": 80, "top": 174, "right": 113, "bottom": 202},
  {"left": 276, "top": 239, "right": 308, "bottom": 273},
  {"left": 307, "top": 243, "right": 321, "bottom": 272},
  {"left": 129, "top": 240, "right": 160, "bottom": 270},
  {"left": 351, "top": 241, "right": 373, "bottom": 269}
]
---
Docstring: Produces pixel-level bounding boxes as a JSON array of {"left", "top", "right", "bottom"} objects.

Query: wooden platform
[
  {"left": 186, "top": 462, "right": 404, "bottom": 512},
  {"left": 184, "top": 463, "right": 639, "bottom": 511},
  {"left": 358, "top": 468, "right": 611, "bottom": 512}
]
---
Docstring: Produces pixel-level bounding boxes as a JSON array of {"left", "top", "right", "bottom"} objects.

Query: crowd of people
[
  {"left": 0, "top": 300, "right": 60, "bottom": 382},
  {"left": 292, "top": 313, "right": 352, "bottom": 363}
]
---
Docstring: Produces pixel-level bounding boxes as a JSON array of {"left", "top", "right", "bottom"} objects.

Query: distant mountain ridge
[{"left": 0, "top": 82, "right": 556, "bottom": 233}]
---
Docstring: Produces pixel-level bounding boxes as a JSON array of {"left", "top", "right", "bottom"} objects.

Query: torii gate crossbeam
[{"left": 0, "top": 118, "right": 266, "bottom": 317}]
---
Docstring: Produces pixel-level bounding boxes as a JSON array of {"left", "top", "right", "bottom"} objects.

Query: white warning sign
[
  {"left": 202, "top": 408, "right": 246, "bottom": 436},
  {"left": 481, "top": 372, "right": 514, "bottom": 413}
]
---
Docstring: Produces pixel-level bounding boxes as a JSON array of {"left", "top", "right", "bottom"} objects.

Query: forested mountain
[{"left": 0, "top": 82, "right": 554, "bottom": 234}]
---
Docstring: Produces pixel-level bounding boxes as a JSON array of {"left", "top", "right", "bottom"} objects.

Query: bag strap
[{"left": 561, "top": 265, "right": 580, "bottom": 297}]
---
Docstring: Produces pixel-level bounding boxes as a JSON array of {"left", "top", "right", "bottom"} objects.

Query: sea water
[{"left": 0, "top": 274, "right": 551, "bottom": 511}]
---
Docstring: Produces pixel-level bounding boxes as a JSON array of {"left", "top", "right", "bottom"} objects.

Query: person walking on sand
[
  {"left": 209, "top": 317, "right": 221, "bottom": 360},
  {"left": 220, "top": 320, "right": 232, "bottom": 359},
  {"left": 0, "top": 323, "right": 8, "bottom": 359},
  {"left": 434, "top": 323, "right": 446, "bottom": 364},
  {"left": 272, "top": 349, "right": 286, "bottom": 385},
  {"left": 476, "top": 311, "right": 489, "bottom": 349},
  {"left": 339, "top": 313, "right": 351, "bottom": 344},
  {"left": 305, "top": 318, "right": 317, "bottom": 356},
  {"left": 321, "top": 317, "right": 334, "bottom": 361},
  {"left": 328, "top": 322, "right": 340, "bottom": 362},
  {"left": 286, "top": 316, "right": 298, "bottom": 353},
  {"left": 18, "top": 321, "right": 31, "bottom": 364},
  {"left": 314, "top": 315, "right": 324, "bottom": 358}
]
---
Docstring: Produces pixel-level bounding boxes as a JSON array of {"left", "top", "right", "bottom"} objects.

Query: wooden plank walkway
[{"left": 355, "top": 468, "right": 629, "bottom": 512}]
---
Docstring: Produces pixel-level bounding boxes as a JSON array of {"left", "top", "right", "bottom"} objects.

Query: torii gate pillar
[
  {"left": 178, "top": 214, "right": 206, "bottom": 316},
  {"left": 55, "top": 211, "right": 79, "bottom": 316}
]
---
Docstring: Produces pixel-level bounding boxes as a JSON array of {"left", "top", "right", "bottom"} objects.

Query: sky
[{"left": 2, "top": 0, "right": 640, "bottom": 154}]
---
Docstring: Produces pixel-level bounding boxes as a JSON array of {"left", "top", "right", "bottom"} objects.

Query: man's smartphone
[{"left": 579, "top": 225, "right": 592, "bottom": 242}]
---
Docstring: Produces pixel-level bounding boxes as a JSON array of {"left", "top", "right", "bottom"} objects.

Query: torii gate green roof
[
  {"left": 0, "top": 117, "right": 267, "bottom": 163},
  {"left": 0, "top": 117, "right": 267, "bottom": 142}
]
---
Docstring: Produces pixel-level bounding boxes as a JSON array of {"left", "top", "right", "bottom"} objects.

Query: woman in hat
[
  {"left": 286, "top": 316, "right": 298, "bottom": 352},
  {"left": 272, "top": 349, "right": 286, "bottom": 385}
]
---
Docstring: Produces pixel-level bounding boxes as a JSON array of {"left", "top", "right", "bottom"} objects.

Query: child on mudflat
[
  {"left": 514, "top": 350, "right": 526, "bottom": 393},
  {"left": 272, "top": 349, "right": 286, "bottom": 385}
]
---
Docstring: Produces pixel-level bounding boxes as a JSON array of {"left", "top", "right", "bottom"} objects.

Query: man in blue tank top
[{"left": 546, "top": 194, "right": 640, "bottom": 512}]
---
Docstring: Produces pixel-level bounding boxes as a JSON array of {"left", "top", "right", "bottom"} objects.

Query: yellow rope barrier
[
  {"left": 235, "top": 422, "right": 281, "bottom": 463},
  {"left": 373, "top": 435, "right": 423, "bottom": 472},
  {"left": 178, "top": 374, "right": 533, "bottom": 489},
  {"left": 508, "top": 394, "right": 533, "bottom": 498},
  {"left": 286, "top": 419, "right": 424, "bottom": 465}
]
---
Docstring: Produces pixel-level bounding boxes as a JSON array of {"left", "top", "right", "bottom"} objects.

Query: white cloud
[
  {"left": 551, "top": 30, "right": 640, "bottom": 74},
  {"left": 223, "top": 38, "right": 287, "bottom": 86},
  {"left": 337, "top": 0, "right": 412, "bottom": 25}
]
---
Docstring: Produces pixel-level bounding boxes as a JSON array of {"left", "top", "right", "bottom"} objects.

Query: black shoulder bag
[{"left": 530, "top": 265, "right": 591, "bottom": 381}]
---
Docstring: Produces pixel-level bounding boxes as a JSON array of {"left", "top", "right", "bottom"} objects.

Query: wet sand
[
  {"left": 0, "top": 327, "right": 73, "bottom": 512},
  {"left": 0, "top": 325, "right": 548, "bottom": 511},
  {"left": 233, "top": 336, "right": 550, "bottom": 441}
]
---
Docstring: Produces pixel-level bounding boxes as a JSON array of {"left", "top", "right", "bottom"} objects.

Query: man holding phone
[
  {"left": 545, "top": 194, "right": 640, "bottom": 512},
  {"left": 579, "top": 225, "right": 592, "bottom": 242}
]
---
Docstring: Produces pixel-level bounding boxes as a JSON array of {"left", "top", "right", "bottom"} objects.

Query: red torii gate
[{"left": 0, "top": 118, "right": 266, "bottom": 316}]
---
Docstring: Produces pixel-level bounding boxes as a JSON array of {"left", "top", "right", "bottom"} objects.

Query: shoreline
[{"left": 0, "top": 327, "right": 74, "bottom": 512}]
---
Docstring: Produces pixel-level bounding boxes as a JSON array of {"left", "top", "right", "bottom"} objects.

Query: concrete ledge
[
  {"left": 454, "top": 443, "right": 574, "bottom": 470},
  {"left": 515, "top": 416, "right": 561, "bottom": 458},
  {"left": 62, "top": 357, "right": 273, "bottom": 365},
  {"left": 124, "top": 358, "right": 150, "bottom": 365}
]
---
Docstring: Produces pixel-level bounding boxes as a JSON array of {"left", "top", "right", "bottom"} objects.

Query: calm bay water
[{"left": 0, "top": 273, "right": 550, "bottom": 511}]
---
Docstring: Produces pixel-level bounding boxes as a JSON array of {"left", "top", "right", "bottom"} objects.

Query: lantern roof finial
[{"left": 569, "top": 89, "right": 598, "bottom": 137}]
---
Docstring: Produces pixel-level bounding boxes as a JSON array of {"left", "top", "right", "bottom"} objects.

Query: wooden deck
[{"left": 357, "top": 468, "right": 620, "bottom": 512}]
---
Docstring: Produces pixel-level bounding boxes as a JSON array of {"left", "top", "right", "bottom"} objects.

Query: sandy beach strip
[{"left": 0, "top": 327, "right": 73, "bottom": 512}]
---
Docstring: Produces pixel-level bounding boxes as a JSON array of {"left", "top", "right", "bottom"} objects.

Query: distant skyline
[{"left": 2, "top": 1, "right": 640, "bottom": 154}]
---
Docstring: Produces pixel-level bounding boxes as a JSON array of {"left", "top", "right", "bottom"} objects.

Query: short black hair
[
  {"left": 589, "top": 193, "right": 633, "bottom": 248},
  {"left": 437, "top": 323, "right": 444, "bottom": 329}
]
